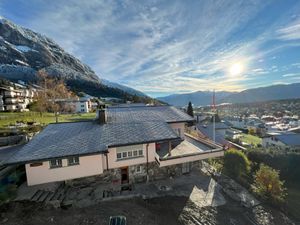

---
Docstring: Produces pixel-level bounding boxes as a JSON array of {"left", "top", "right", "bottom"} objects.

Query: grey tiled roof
[
  {"left": 6, "top": 120, "right": 179, "bottom": 164},
  {"left": 0, "top": 144, "right": 24, "bottom": 166},
  {"left": 276, "top": 133, "right": 300, "bottom": 146},
  {"left": 196, "top": 123, "right": 229, "bottom": 145},
  {"left": 107, "top": 106, "right": 194, "bottom": 123},
  {"left": 6, "top": 105, "right": 193, "bottom": 164}
]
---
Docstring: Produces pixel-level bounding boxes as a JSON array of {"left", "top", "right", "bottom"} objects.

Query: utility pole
[{"left": 212, "top": 90, "right": 216, "bottom": 143}]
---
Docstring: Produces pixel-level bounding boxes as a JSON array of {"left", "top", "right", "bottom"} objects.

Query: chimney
[{"left": 97, "top": 109, "right": 107, "bottom": 124}]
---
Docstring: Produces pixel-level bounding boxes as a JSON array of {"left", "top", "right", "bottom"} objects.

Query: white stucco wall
[
  {"left": 75, "top": 101, "right": 89, "bottom": 113},
  {"left": 103, "top": 143, "right": 156, "bottom": 169},
  {"left": 170, "top": 122, "right": 185, "bottom": 139},
  {"left": 26, "top": 154, "right": 104, "bottom": 186}
]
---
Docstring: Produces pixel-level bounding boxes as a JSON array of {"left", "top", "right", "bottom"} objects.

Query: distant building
[
  {"left": 262, "top": 132, "right": 300, "bottom": 151},
  {"left": 196, "top": 122, "right": 230, "bottom": 146},
  {"left": 0, "top": 84, "right": 36, "bottom": 112},
  {"left": 225, "top": 129, "right": 242, "bottom": 140},
  {"left": 74, "top": 100, "right": 89, "bottom": 113},
  {"left": 56, "top": 97, "right": 94, "bottom": 113}
]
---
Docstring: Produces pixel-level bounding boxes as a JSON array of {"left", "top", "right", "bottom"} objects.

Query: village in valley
[{"left": 1, "top": 1, "right": 300, "bottom": 225}]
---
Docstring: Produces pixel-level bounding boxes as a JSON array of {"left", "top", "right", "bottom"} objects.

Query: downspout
[
  {"left": 105, "top": 153, "right": 109, "bottom": 170},
  {"left": 146, "top": 143, "right": 149, "bottom": 182}
]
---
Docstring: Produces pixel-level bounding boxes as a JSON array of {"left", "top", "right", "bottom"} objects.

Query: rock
[{"left": 45, "top": 200, "right": 61, "bottom": 209}]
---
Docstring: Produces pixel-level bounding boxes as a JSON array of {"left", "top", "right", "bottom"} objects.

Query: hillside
[
  {"left": 102, "top": 79, "right": 147, "bottom": 97},
  {"left": 158, "top": 83, "right": 300, "bottom": 106},
  {"left": 221, "top": 83, "right": 300, "bottom": 104},
  {"left": 0, "top": 17, "right": 146, "bottom": 99},
  {"left": 157, "top": 91, "right": 234, "bottom": 107}
]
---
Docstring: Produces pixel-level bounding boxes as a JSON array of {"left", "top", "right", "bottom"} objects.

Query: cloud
[
  {"left": 282, "top": 73, "right": 300, "bottom": 77},
  {"left": 2, "top": 0, "right": 300, "bottom": 96},
  {"left": 277, "top": 19, "right": 300, "bottom": 40}
]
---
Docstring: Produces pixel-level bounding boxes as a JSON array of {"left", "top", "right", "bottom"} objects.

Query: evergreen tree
[{"left": 187, "top": 101, "right": 194, "bottom": 117}]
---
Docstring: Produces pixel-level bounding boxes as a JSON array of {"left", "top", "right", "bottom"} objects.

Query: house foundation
[{"left": 66, "top": 161, "right": 203, "bottom": 187}]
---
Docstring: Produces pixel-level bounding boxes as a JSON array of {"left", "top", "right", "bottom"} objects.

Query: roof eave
[
  {"left": 4, "top": 150, "right": 108, "bottom": 166},
  {"left": 108, "top": 136, "right": 181, "bottom": 148}
]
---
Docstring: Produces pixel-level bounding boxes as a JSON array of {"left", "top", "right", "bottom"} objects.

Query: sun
[{"left": 229, "top": 62, "right": 244, "bottom": 76}]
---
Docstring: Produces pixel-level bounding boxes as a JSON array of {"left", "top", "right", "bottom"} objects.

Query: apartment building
[{"left": 0, "top": 84, "right": 36, "bottom": 111}]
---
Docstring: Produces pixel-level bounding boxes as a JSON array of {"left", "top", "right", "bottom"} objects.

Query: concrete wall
[
  {"left": 26, "top": 154, "right": 104, "bottom": 186},
  {"left": 156, "top": 150, "right": 224, "bottom": 167},
  {"left": 170, "top": 122, "right": 185, "bottom": 139},
  {"left": 103, "top": 143, "right": 156, "bottom": 169}
]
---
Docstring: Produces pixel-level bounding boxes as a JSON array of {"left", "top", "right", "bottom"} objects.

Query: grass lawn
[
  {"left": 0, "top": 111, "right": 96, "bottom": 128},
  {"left": 239, "top": 134, "right": 262, "bottom": 146}
]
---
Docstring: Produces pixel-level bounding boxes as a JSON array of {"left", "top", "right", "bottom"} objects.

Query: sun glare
[{"left": 229, "top": 62, "right": 244, "bottom": 76}]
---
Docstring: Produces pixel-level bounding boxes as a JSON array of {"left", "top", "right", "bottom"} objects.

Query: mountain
[
  {"left": 221, "top": 83, "right": 300, "bottom": 104},
  {"left": 158, "top": 83, "right": 300, "bottom": 106},
  {"left": 157, "top": 91, "right": 234, "bottom": 107},
  {"left": 102, "top": 79, "right": 147, "bottom": 97},
  {"left": 0, "top": 17, "right": 146, "bottom": 99}
]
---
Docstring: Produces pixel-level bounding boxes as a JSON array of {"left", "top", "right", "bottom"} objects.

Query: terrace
[{"left": 155, "top": 133, "right": 224, "bottom": 167}]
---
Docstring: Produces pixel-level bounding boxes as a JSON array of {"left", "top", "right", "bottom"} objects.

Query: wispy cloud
[
  {"left": 1, "top": 0, "right": 300, "bottom": 96},
  {"left": 282, "top": 73, "right": 300, "bottom": 77},
  {"left": 277, "top": 19, "right": 300, "bottom": 40}
]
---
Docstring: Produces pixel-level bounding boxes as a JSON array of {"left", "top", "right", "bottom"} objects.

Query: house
[
  {"left": 56, "top": 96, "right": 94, "bottom": 113},
  {"left": 262, "top": 132, "right": 300, "bottom": 151},
  {"left": 196, "top": 121, "right": 230, "bottom": 146},
  {"left": 225, "top": 129, "right": 242, "bottom": 140},
  {"left": 0, "top": 85, "right": 36, "bottom": 111},
  {"left": 4, "top": 106, "right": 224, "bottom": 186},
  {"left": 0, "top": 145, "right": 26, "bottom": 193},
  {"left": 74, "top": 98, "right": 91, "bottom": 113}
]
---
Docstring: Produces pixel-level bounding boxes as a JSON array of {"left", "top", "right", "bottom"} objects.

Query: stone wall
[
  {"left": 67, "top": 160, "right": 203, "bottom": 187},
  {"left": 67, "top": 168, "right": 121, "bottom": 187},
  {"left": 147, "top": 161, "right": 202, "bottom": 181}
]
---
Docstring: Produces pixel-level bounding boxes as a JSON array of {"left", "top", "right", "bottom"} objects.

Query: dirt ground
[{"left": 0, "top": 196, "right": 296, "bottom": 225}]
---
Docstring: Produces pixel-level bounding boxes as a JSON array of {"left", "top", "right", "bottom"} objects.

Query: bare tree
[{"left": 33, "top": 70, "right": 75, "bottom": 120}]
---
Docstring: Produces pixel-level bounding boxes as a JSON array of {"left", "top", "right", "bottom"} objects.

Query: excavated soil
[{"left": 0, "top": 196, "right": 296, "bottom": 225}]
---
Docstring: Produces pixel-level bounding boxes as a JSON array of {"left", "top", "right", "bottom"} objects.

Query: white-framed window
[
  {"left": 117, "top": 153, "right": 122, "bottom": 159},
  {"left": 68, "top": 156, "right": 79, "bottom": 166},
  {"left": 50, "top": 159, "right": 62, "bottom": 168},
  {"left": 116, "top": 145, "right": 144, "bottom": 160},
  {"left": 136, "top": 165, "right": 142, "bottom": 173}
]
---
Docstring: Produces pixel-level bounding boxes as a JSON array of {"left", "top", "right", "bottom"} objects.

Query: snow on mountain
[{"left": 0, "top": 17, "right": 147, "bottom": 98}]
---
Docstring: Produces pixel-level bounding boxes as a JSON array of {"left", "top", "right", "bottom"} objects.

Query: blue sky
[{"left": 1, "top": 0, "right": 300, "bottom": 97}]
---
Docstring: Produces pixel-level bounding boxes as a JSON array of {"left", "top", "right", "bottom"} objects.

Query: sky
[{"left": 0, "top": 0, "right": 300, "bottom": 97}]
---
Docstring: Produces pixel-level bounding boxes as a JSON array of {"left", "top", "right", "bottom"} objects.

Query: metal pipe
[{"left": 105, "top": 153, "right": 109, "bottom": 170}]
